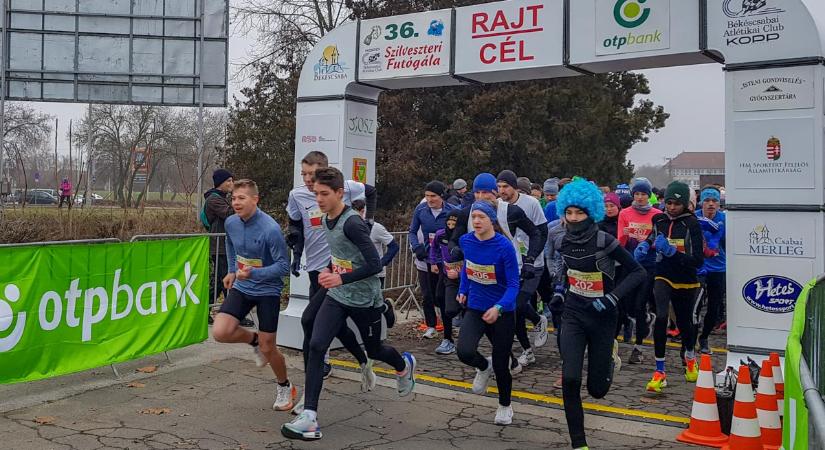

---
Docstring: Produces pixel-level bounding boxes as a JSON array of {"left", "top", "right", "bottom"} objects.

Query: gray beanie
[
  {"left": 453, "top": 178, "right": 467, "bottom": 190},
  {"left": 516, "top": 177, "right": 532, "bottom": 194},
  {"left": 543, "top": 177, "right": 560, "bottom": 195}
]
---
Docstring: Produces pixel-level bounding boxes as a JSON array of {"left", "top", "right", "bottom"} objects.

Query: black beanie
[
  {"left": 425, "top": 180, "right": 446, "bottom": 197},
  {"left": 497, "top": 170, "right": 518, "bottom": 189},
  {"left": 212, "top": 169, "right": 233, "bottom": 188}
]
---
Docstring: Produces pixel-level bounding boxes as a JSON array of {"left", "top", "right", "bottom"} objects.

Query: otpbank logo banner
[
  {"left": 595, "top": 0, "right": 671, "bottom": 55},
  {"left": 0, "top": 237, "right": 209, "bottom": 384}
]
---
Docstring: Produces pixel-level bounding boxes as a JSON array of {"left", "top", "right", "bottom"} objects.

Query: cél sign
[{"left": 471, "top": 4, "right": 543, "bottom": 64}]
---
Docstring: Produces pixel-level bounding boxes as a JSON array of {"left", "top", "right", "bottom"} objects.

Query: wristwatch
[{"left": 495, "top": 304, "right": 503, "bottom": 313}]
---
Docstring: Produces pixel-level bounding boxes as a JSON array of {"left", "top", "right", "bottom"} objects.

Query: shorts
[{"left": 219, "top": 288, "right": 280, "bottom": 332}]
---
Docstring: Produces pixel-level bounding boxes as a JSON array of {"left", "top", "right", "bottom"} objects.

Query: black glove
[
  {"left": 291, "top": 251, "right": 302, "bottom": 277},
  {"left": 413, "top": 244, "right": 427, "bottom": 261},
  {"left": 449, "top": 246, "right": 464, "bottom": 262},
  {"left": 520, "top": 257, "right": 536, "bottom": 280}
]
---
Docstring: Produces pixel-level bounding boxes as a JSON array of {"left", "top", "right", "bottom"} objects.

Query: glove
[
  {"left": 285, "top": 229, "right": 301, "bottom": 250},
  {"left": 591, "top": 293, "right": 618, "bottom": 314},
  {"left": 655, "top": 235, "right": 677, "bottom": 258},
  {"left": 449, "top": 246, "right": 464, "bottom": 262},
  {"left": 413, "top": 244, "right": 427, "bottom": 261},
  {"left": 290, "top": 251, "right": 302, "bottom": 277},
  {"left": 520, "top": 257, "right": 536, "bottom": 280},
  {"left": 634, "top": 241, "right": 650, "bottom": 261}
]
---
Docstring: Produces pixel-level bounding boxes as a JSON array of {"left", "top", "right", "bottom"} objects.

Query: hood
[{"left": 204, "top": 188, "right": 226, "bottom": 199}]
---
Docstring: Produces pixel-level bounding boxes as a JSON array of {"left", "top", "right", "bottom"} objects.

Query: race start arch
[{"left": 280, "top": 0, "right": 825, "bottom": 368}]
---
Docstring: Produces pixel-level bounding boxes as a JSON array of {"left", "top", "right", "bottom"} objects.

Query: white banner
[
  {"left": 731, "top": 211, "right": 817, "bottom": 259},
  {"left": 733, "top": 66, "right": 815, "bottom": 112},
  {"left": 594, "top": 0, "right": 671, "bottom": 56}
]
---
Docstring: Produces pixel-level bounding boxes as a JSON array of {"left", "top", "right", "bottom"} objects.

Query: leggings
[
  {"left": 514, "top": 266, "right": 543, "bottom": 351},
  {"left": 699, "top": 272, "right": 725, "bottom": 341},
  {"left": 440, "top": 274, "right": 461, "bottom": 342},
  {"left": 301, "top": 271, "right": 367, "bottom": 371},
  {"left": 304, "top": 296, "right": 406, "bottom": 412},
  {"left": 632, "top": 271, "right": 656, "bottom": 346},
  {"left": 560, "top": 301, "right": 617, "bottom": 449},
  {"left": 653, "top": 280, "right": 699, "bottom": 359},
  {"left": 418, "top": 269, "right": 444, "bottom": 329},
  {"left": 456, "top": 308, "right": 515, "bottom": 407}
]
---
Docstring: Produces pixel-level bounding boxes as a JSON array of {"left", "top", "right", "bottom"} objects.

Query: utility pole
[{"left": 84, "top": 104, "right": 92, "bottom": 207}]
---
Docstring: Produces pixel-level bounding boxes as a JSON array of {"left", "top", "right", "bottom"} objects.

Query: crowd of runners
[{"left": 203, "top": 150, "right": 727, "bottom": 450}]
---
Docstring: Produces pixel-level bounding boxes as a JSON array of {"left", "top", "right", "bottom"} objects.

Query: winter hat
[
  {"left": 473, "top": 173, "right": 498, "bottom": 193},
  {"left": 496, "top": 170, "right": 518, "bottom": 190},
  {"left": 604, "top": 192, "right": 621, "bottom": 208},
  {"left": 619, "top": 193, "right": 633, "bottom": 209},
  {"left": 543, "top": 178, "right": 560, "bottom": 195},
  {"left": 664, "top": 181, "right": 691, "bottom": 208},
  {"left": 517, "top": 177, "right": 532, "bottom": 194},
  {"left": 453, "top": 178, "right": 467, "bottom": 191},
  {"left": 556, "top": 178, "right": 605, "bottom": 222},
  {"left": 630, "top": 178, "right": 652, "bottom": 196},
  {"left": 700, "top": 187, "right": 721, "bottom": 202},
  {"left": 425, "top": 180, "right": 446, "bottom": 197},
  {"left": 470, "top": 201, "right": 497, "bottom": 224},
  {"left": 212, "top": 169, "right": 233, "bottom": 188}
]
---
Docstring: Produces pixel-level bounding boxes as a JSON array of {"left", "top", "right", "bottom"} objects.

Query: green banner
[
  {"left": 783, "top": 277, "right": 815, "bottom": 449},
  {"left": 0, "top": 237, "right": 209, "bottom": 384}
]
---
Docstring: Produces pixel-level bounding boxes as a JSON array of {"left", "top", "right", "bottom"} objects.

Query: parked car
[
  {"left": 30, "top": 188, "right": 58, "bottom": 198},
  {"left": 75, "top": 193, "right": 104, "bottom": 204},
  {"left": 26, "top": 190, "right": 58, "bottom": 204}
]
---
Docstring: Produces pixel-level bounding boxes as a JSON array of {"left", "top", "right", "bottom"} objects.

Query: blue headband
[
  {"left": 470, "top": 201, "right": 497, "bottom": 224},
  {"left": 700, "top": 188, "right": 721, "bottom": 203}
]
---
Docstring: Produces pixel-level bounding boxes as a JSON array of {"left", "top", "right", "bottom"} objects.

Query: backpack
[{"left": 200, "top": 192, "right": 222, "bottom": 230}]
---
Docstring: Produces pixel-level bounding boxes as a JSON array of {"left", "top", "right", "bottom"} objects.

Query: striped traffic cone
[
  {"left": 768, "top": 353, "right": 784, "bottom": 417},
  {"left": 677, "top": 354, "right": 729, "bottom": 447},
  {"left": 755, "top": 360, "right": 781, "bottom": 450},
  {"left": 721, "top": 365, "right": 763, "bottom": 450}
]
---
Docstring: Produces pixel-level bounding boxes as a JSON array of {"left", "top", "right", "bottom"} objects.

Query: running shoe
[
  {"left": 472, "top": 357, "right": 493, "bottom": 394},
  {"left": 323, "top": 362, "right": 333, "bottom": 379},
  {"left": 553, "top": 376, "right": 563, "bottom": 389},
  {"left": 435, "top": 339, "right": 456, "bottom": 355},
  {"left": 510, "top": 358, "right": 523, "bottom": 375},
  {"left": 517, "top": 349, "right": 536, "bottom": 367},
  {"left": 699, "top": 339, "right": 712, "bottom": 355},
  {"left": 397, "top": 352, "right": 416, "bottom": 397},
  {"left": 252, "top": 345, "right": 267, "bottom": 368},
  {"left": 361, "top": 359, "right": 376, "bottom": 392},
  {"left": 629, "top": 347, "right": 643, "bottom": 365},
  {"left": 291, "top": 392, "right": 305, "bottom": 415},
  {"left": 281, "top": 412, "right": 322, "bottom": 440},
  {"left": 685, "top": 358, "right": 699, "bottom": 383},
  {"left": 422, "top": 327, "right": 436, "bottom": 339},
  {"left": 646, "top": 370, "right": 668, "bottom": 393},
  {"left": 533, "top": 315, "right": 549, "bottom": 348},
  {"left": 273, "top": 382, "right": 298, "bottom": 411},
  {"left": 612, "top": 340, "right": 622, "bottom": 373},
  {"left": 494, "top": 405, "right": 513, "bottom": 425},
  {"left": 382, "top": 299, "right": 396, "bottom": 328}
]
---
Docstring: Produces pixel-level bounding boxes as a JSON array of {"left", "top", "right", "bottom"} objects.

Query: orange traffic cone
[
  {"left": 677, "top": 354, "right": 729, "bottom": 447},
  {"left": 755, "top": 360, "right": 781, "bottom": 450},
  {"left": 768, "top": 353, "right": 784, "bottom": 417},
  {"left": 721, "top": 365, "right": 763, "bottom": 450}
]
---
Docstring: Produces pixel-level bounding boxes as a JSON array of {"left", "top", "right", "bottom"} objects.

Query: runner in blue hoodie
[
  {"left": 695, "top": 186, "right": 725, "bottom": 355},
  {"left": 456, "top": 200, "right": 520, "bottom": 426}
]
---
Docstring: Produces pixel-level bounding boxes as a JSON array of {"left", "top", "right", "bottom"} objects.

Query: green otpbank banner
[
  {"left": 0, "top": 237, "right": 210, "bottom": 384},
  {"left": 783, "top": 277, "right": 815, "bottom": 450}
]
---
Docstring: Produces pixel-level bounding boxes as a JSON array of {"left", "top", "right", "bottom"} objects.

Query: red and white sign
[{"left": 454, "top": 0, "right": 567, "bottom": 80}]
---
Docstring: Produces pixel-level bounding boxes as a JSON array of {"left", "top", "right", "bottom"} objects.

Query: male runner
[{"left": 212, "top": 179, "right": 295, "bottom": 411}]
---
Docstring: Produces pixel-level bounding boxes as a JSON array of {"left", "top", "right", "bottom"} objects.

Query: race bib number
[
  {"left": 668, "top": 238, "right": 686, "bottom": 253},
  {"left": 444, "top": 261, "right": 463, "bottom": 272},
  {"left": 331, "top": 256, "right": 353, "bottom": 274},
  {"left": 466, "top": 260, "right": 497, "bottom": 285},
  {"left": 626, "top": 222, "right": 653, "bottom": 242},
  {"left": 567, "top": 269, "right": 604, "bottom": 298},
  {"left": 236, "top": 255, "right": 263, "bottom": 271},
  {"left": 309, "top": 209, "right": 324, "bottom": 229}
]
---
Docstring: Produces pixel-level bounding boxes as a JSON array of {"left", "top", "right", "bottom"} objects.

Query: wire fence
[{"left": 382, "top": 231, "right": 422, "bottom": 317}]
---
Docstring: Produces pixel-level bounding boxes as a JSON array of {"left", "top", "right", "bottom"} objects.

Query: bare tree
[{"left": 2, "top": 104, "right": 52, "bottom": 206}]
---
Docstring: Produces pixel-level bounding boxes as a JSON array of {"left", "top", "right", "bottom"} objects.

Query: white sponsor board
[
  {"left": 731, "top": 211, "right": 816, "bottom": 259},
  {"left": 733, "top": 66, "right": 815, "bottom": 112},
  {"left": 345, "top": 101, "right": 378, "bottom": 152},
  {"left": 297, "top": 23, "right": 358, "bottom": 98},
  {"left": 594, "top": 0, "right": 670, "bottom": 56}
]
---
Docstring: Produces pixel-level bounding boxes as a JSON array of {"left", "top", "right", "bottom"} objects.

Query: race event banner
[{"left": 0, "top": 237, "right": 210, "bottom": 384}]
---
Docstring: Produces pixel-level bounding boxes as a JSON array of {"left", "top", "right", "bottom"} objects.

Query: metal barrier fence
[
  {"left": 383, "top": 231, "right": 422, "bottom": 317},
  {"left": 801, "top": 275, "right": 825, "bottom": 448}
]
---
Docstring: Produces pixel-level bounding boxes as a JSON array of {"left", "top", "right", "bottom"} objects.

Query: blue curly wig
[{"left": 556, "top": 178, "right": 605, "bottom": 222}]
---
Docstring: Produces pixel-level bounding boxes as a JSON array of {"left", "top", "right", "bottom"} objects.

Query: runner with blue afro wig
[{"left": 556, "top": 178, "right": 605, "bottom": 223}]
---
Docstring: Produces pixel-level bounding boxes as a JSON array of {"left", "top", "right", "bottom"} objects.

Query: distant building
[{"left": 666, "top": 151, "right": 725, "bottom": 190}]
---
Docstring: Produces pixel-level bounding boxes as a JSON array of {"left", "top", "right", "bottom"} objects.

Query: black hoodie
[{"left": 647, "top": 211, "right": 704, "bottom": 288}]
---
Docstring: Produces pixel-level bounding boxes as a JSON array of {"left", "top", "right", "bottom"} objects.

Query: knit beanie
[
  {"left": 496, "top": 170, "right": 518, "bottom": 190},
  {"left": 630, "top": 178, "right": 652, "bottom": 196},
  {"left": 664, "top": 181, "right": 691, "bottom": 208},
  {"left": 604, "top": 192, "right": 621, "bottom": 208},
  {"left": 517, "top": 177, "right": 532, "bottom": 194},
  {"left": 473, "top": 173, "right": 498, "bottom": 193},
  {"left": 425, "top": 180, "right": 446, "bottom": 197},
  {"left": 471, "top": 201, "right": 497, "bottom": 224},
  {"left": 556, "top": 178, "right": 605, "bottom": 222},
  {"left": 543, "top": 178, "right": 560, "bottom": 195},
  {"left": 212, "top": 169, "right": 233, "bottom": 188},
  {"left": 453, "top": 178, "right": 467, "bottom": 191}
]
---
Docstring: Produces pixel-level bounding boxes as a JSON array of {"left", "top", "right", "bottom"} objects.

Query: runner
[
  {"left": 212, "top": 179, "right": 295, "bottom": 411},
  {"left": 282, "top": 168, "right": 416, "bottom": 441},
  {"left": 446, "top": 178, "right": 473, "bottom": 208},
  {"left": 408, "top": 181, "right": 457, "bottom": 339},
  {"left": 555, "top": 179, "right": 645, "bottom": 450},
  {"left": 543, "top": 178, "right": 560, "bottom": 222},
  {"left": 497, "top": 170, "right": 549, "bottom": 367},
  {"left": 430, "top": 210, "right": 462, "bottom": 355},
  {"left": 618, "top": 178, "right": 661, "bottom": 365},
  {"left": 286, "top": 151, "right": 374, "bottom": 413},
  {"left": 695, "top": 186, "right": 725, "bottom": 355},
  {"left": 353, "top": 198, "right": 398, "bottom": 328},
  {"left": 636, "top": 181, "right": 704, "bottom": 393},
  {"left": 456, "top": 200, "right": 520, "bottom": 425}
]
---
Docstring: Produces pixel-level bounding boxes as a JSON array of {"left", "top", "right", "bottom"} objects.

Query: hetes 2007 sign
[{"left": 741, "top": 275, "right": 801, "bottom": 314}]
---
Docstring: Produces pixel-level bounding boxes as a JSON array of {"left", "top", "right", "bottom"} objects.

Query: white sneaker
[
  {"left": 291, "top": 392, "right": 305, "bottom": 415},
  {"left": 517, "top": 349, "right": 536, "bottom": 367},
  {"left": 612, "top": 339, "right": 622, "bottom": 374},
  {"left": 533, "top": 315, "right": 549, "bottom": 348},
  {"left": 472, "top": 357, "right": 493, "bottom": 394},
  {"left": 252, "top": 346, "right": 267, "bottom": 368},
  {"left": 422, "top": 327, "right": 436, "bottom": 339},
  {"left": 273, "top": 382, "right": 297, "bottom": 411},
  {"left": 281, "top": 411, "right": 322, "bottom": 440},
  {"left": 361, "top": 359, "right": 376, "bottom": 393},
  {"left": 510, "top": 359, "right": 523, "bottom": 375},
  {"left": 494, "top": 405, "right": 513, "bottom": 425}
]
